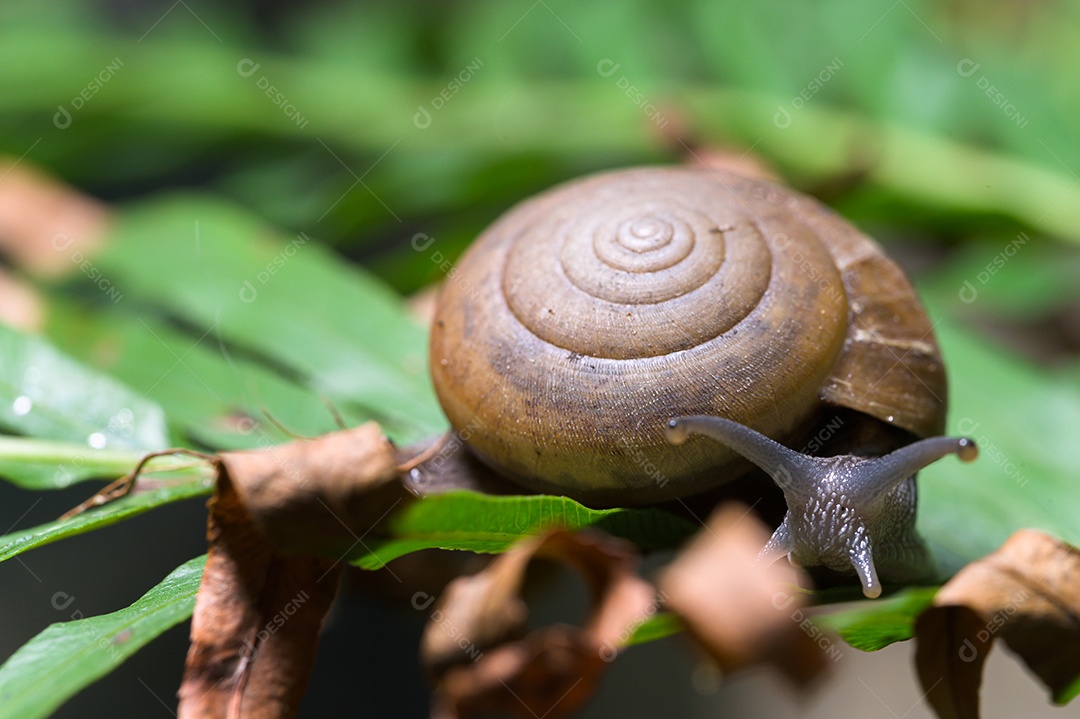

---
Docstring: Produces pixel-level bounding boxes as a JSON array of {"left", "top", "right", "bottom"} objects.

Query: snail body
[{"left": 429, "top": 167, "right": 976, "bottom": 597}]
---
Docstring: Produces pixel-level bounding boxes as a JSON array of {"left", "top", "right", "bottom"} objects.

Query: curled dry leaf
[
  {"left": 221, "top": 422, "right": 415, "bottom": 556},
  {"left": 914, "top": 529, "right": 1080, "bottom": 719},
  {"left": 178, "top": 465, "right": 342, "bottom": 719},
  {"left": 179, "top": 422, "right": 410, "bottom": 719},
  {"left": 421, "top": 529, "right": 657, "bottom": 719},
  {"left": 658, "top": 502, "right": 827, "bottom": 686}
]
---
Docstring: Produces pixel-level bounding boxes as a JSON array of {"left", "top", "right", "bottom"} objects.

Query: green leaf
[
  {"left": 916, "top": 314, "right": 1080, "bottom": 574},
  {"left": 0, "top": 474, "right": 213, "bottom": 564},
  {"left": 626, "top": 612, "right": 685, "bottom": 647},
  {"left": 622, "top": 588, "right": 939, "bottom": 655},
  {"left": 920, "top": 240, "right": 1080, "bottom": 321},
  {"left": 44, "top": 308, "right": 388, "bottom": 451},
  {"left": 94, "top": 195, "right": 445, "bottom": 444},
  {"left": 0, "top": 555, "right": 205, "bottom": 719},
  {"left": 1057, "top": 674, "right": 1080, "bottom": 705},
  {"left": 0, "top": 324, "right": 168, "bottom": 451},
  {"left": 0, "top": 437, "right": 145, "bottom": 489},
  {"left": 813, "top": 587, "right": 938, "bottom": 652},
  {"left": 352, "top": 491, "right": 698, "bottom": 570},
  {"left": 0, "top": 436, "right": 201, "bottom": 490}
]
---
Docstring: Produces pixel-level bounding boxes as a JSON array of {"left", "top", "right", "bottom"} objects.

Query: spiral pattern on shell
[
  {"left": 503, "top": 189, "right": 774, "bottom": 359},
  {"left": 429, "top": 167, "right": 946, "bottom": 504}
]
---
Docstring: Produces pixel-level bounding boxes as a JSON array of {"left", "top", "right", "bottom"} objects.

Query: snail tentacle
[
  {"left": 667, "top": 415, "right": 979, "bottom": 598},
  {"left": 848, "top": 437, "right": 979, "bottom": 504},
  {"left": 666, "top": 416, "right": 821, "bottom": 497},
  {"left": 847, "top": 523, "right": 882, "bottom": 599}
]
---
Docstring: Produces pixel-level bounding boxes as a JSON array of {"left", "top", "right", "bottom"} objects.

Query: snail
[{"left": 428, "top": 166, "right": 977, "bottom": 597}]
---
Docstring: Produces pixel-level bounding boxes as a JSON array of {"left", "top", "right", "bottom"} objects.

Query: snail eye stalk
[{"left": 666, "top": 416, "right": 978, "bottom": 598}]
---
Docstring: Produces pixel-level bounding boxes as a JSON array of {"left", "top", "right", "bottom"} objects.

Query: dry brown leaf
[
  {"left": 179, "top": 422, "right": 409, "bottom": 719},
  {"left": 178, "top": 470, "right": 341, "bottom": 718},
  {"left": 422, "top": 529, "right": 657, "bottom": 719},
  {"left": 221, "top": 422, "right": 415, "bottom": 556},
  {"left": 915, "top": 529, "right": 1080, "bottom": 719},
  {"left": 0, "top": 159, "right": 109, "bottom": 277},
  {"left": 913, "top": 605, "right": 988, "bottom": 719},
  {"left": 658, "top": 502, "right": 826, "bottom": 687},
  {"left": 433, "top": 627, "right": 604, "bottom": 719}
]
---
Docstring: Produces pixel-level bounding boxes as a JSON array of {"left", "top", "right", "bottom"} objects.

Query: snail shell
[{"left": 428, "top": 167, "right": 946, "bottom": 506}]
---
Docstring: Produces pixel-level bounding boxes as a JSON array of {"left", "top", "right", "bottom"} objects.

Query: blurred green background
[{"left": 0, "top": 0, "right": 1077, "bottom": 717}]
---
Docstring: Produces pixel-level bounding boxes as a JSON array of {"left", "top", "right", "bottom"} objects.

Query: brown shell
[{"left": 428, "top": 167, "right": 946, "bottom": 505}]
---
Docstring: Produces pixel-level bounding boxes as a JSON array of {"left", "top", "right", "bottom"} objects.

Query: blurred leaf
[
  {"left": 0, "top": 437, "right": 183, "bottom": 489},
  {"left": 626, "top": 612, "right": 684, "bottom": 646},
  {"left": 352, "top": 491, "right": 697, "bottom": 569},
  {"left": 93, "top": 194, "right": 445, "bottom": 444},
  {"left": 422, "top": 528, "right": 658, "bottom": 719},
  {"left": 1, "top": 24, "right": 1078, "bottom": 243},
  {"left": 0, "top": 323, "right": 167, "bottom": 451},
  {"left": 658, "top": 503, "right": 826, "bottom": 686},
  {"left": 917, "top": 313, "right": 1080, "bottom": 574},
  {"left": 920, "top": 239, "right": 1080, "bottom": 320},
  {"left": 916, "top": 530, "right": 1080, "bottom": 712},
  {"left": 814, "top": 588, "right": 938, "bottom": 652},
  {"left": 0, "top": 554, "right": 205, "bottom": 719},
  {"left": 0, "top": 474, "right": 213, "bottom": 564},
  {"left": 622, "top": 588, "right": 942, "bottom": 654},
  {"left": 44, "top": 308, "right": 385, "bottom": 450}
]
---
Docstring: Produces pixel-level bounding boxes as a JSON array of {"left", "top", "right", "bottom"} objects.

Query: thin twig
[
  {"left": 320, "top": 395, "right": 348, "bottom": 431},
  {"left": 260, "top": 406, "right": 313, "bottom": 440},
  {"left": 59, "top": 448, "right": 218, "bottom": 521}
]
